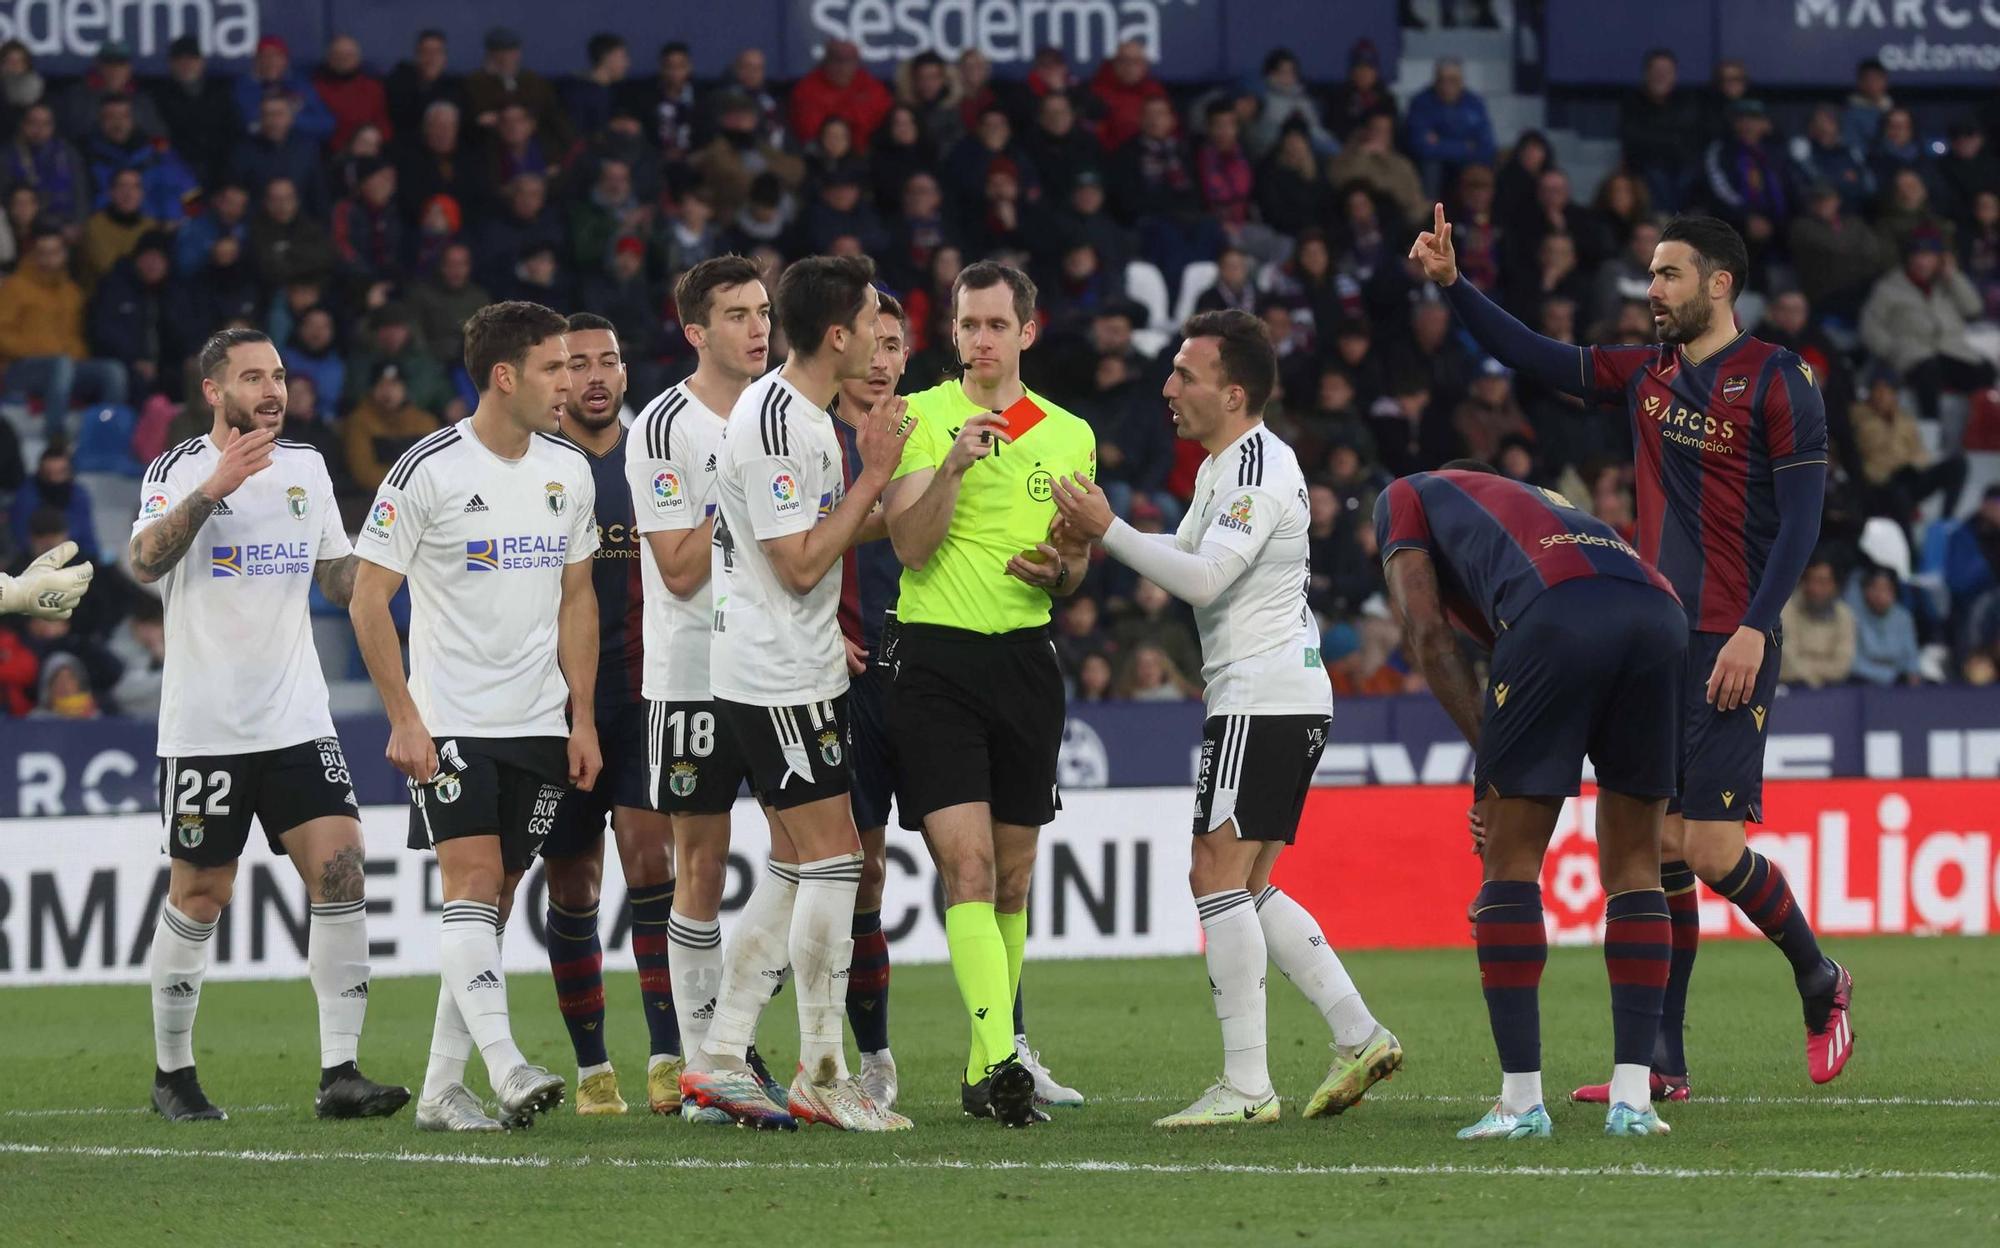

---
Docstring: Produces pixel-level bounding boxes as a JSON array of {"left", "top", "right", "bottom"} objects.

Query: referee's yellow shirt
[{"left": 891, "top": 382, "right": 1097, "bottom": 634}]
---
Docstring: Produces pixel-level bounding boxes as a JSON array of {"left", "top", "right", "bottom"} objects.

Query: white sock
[
  {"left": 1609, "top": 1062, "right": 1652, "bottom": 1110},
  {"left": 1197, "top": 889, "right": 1270, "bottom": 1096},
  {"left": 699, "top": 862, "right": 798, "bottom": 1065},
  {"left": 1256, "top": 885, "right": 1377, "bottom": 1048},
  {"left": 308, "top": 900, "right": 369, "bottom": 1069},
  {"left": 150, "top": 902, "right": 215, "bottom": 1072},
  {"left": 422, "top": 981, "right": 474, "bottom": 1100},
  {"left": 440, "top": 899, "right": 525, "bottom": 1084},
  {"left": 1500, "top": 1071, "right": 1544, "bottom": 1115},
  {"left": 667, "top": 910, "right": 723, "bottom": 1058},
  {"left": 792, "top": 853, "right": 862, "bottom": 1081}
]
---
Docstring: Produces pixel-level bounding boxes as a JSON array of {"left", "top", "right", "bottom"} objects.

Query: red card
[{"left": 999, "top": 395, "right": 1048, "bottom": 439}]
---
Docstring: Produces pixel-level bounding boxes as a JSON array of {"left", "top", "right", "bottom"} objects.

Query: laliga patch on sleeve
[
  {"left": 770, "top": 470, "right": 802, "bottom": 517},
  {"left": 363, "top": 498, "right": 397, "bottom": 541},
  {"left": 651, "top": 467, "right": 684, "bottom": 515},
  {"left": 140, "top": 490, "right": 170, "bottom": 519}
]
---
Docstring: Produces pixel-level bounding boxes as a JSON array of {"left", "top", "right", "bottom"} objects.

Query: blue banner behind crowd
[
  {"left": 1546, "top": 0, "right": 2000, "bottom": 87},
  {"left": 6, "top": 686, "right": 1996, "bottom": 817},
  {"left": 0, "top": 0, "right": 1398, "bottom": 82}
]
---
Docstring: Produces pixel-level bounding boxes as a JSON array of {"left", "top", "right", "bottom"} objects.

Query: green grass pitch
[{"left": 3, "top": 937, "right": 1997, "bottom": 1246}]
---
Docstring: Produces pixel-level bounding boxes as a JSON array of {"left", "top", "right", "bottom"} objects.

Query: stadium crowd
[{"left": 2, "top": 22, "right": 1999, "bottom": 721}]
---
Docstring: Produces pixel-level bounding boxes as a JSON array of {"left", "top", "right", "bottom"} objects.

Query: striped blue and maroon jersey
[
  {"left": 1374, "top": 469, "right": 1679, "bottom": 646},
  {"left": 833, "top": 403, "right": 902, "bottom": 653},
  {"left": 1581, "top": 332, "right": 1827, "bottom": 634},
  {"left": 565, "top": 425, "right": 646, "bottom": 719}
]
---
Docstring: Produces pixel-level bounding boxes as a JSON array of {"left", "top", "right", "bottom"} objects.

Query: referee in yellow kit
[{"left": 879, "top": 261, "right": 1095, "bottom": 1127}]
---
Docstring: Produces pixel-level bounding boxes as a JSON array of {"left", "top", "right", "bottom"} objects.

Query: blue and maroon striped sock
[
  {"left": 546, "top": 900, "right": 608, "bottom": 1068},
  {"left": 845, "top": 909, "right": 891, "bottom": 1054},
  {"left": 629, "top": 883, "right": 681, "bottom": 1058},
  {"left": 1472, "top": 880, "right": 1546, "bottom": 1075},
  {"left": 1656, "top": 860, "right": 1699, "bottom": 1076},
  {"left": 1715, "top": 849, "right": 1830, "bottom": 986},
  {"left": 1603, "top": 889, "right": 1672, "bottom": 1069}
]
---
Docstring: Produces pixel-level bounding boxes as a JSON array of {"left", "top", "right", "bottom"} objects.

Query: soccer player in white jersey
[
  {"left": 623, "top": 256, "right": 776, "bottom": 1124},
  {"left": 1053, "top": 310, "right": 1402, "bottom": 1127},
  {"left": 350, "top": 302, "right": 603, "bottom": 1133},
  {"left": 131, "top": 328, "right": 407, "bottom": 1123},
  {"left": 677, "top": 254, "right": 914, "bottom": 1131}
]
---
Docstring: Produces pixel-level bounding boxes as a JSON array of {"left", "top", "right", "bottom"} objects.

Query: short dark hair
[
  {"left": 587, "top": 33, "right": 624, "bottom": 66},
  {"left": 1643, "top": 47, "right": 1677, "bottom": 66},
  {"left": 777, "top": 254, "right": 877, "bottom": 358},
  {"left": 1182, "top": 309, "right": 1277, "bottom": 416},
  {"left": 1659, "top": 214, "right": 1749, "bottom": 303},
  {"left": 417, "top": 28, "right": 445, "bottom": 45},
  {"left": 198, "top": 327, "right": 273, "bottom": 380},
  {"left": 911, "top": 50, "right": 945, "bottom": 72},
  {"left": 565, "top": 311, "right": 617, "bottom": 336},
  {"left": 1441, "top": 458, "right": 1500, "bottom": 474},
  {"left": 661, "top": 40, "right": 690, "bottom": 60},
  {"left": 875, "top": 289, "right": 908, "bottom": 331},
  {"left": 463, "top": 300, "right": 568, "bottom": 392},
  {"left": 674, "top": 254, "right": 762, "bottom": 327},
  {"left": 952, "top": 260, "right": 1036, "bottom": 328},
  {"left": 1858, "top": 57, "right": 1886, "bottom": 76}
]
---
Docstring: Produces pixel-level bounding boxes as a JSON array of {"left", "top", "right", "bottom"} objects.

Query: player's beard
[
  {"left": 566, "top": 383, "right": 624, "bottom": 434},
  {"left": 222, "top": 391, "right": 283, "bottom": 433},
  {"left": 1653, "top": 292, "right": 1713, "bottom": 344}
]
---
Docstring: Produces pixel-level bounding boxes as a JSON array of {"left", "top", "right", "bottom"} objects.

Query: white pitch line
[
  {"left": 1, "top": 1104, "right": 286, "bottom": 1119},
  {"left": 1106, "top": 1093, "right": 2000, "bottom": 1109},
  {"left": 0, "top": 1141, "right": 1992, "bottom": 1184}
]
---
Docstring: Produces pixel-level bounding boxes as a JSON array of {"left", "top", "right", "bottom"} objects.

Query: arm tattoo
[
  {"left": 317, "top": 845, "right": 366, "bottom": 903},
  {"left": 130, "top": 488, "right": 219, "bottom": 580},
  {"left": 314, "top": 555, "right": 358, "bottom": 608}
]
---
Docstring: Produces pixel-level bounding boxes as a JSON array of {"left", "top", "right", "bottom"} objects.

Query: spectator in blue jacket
[
  {"left": 8, "top": 443, "right": 98, "bottom": 565},
  {"left": 79, "top": 96, "right": 197, "bottom": 221},
  {"left": 281, "top": 305, "right": 347, "bottom": 410},
  {"left": 231, "top": 94, "right": 329, "bottom": 213},
  {"left": 175, "top": 182, "right": 250, "bottom": 275},
  {"left": 87, "top": 231, "right": 181, "bottom": 400},
  {"left": 1789, "top": 103, "right": 1875, "bottom": 214},
  {"left": 1405, "top": 58, "right": 1495, "bottom": 196},
  {"left": 233, "top": 35, "right": 335, "bottom": 144},
  {"left": 1850, "top": 566, "right": 1923, "bottom": 685},
  {"left": 1840, "top": 57, "right": 1892, "bottom": 154}
]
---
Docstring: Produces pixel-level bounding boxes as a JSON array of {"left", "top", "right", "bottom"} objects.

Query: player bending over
[
  {"left": 352, "top": 302, "right": 602, "bottom": 1132},
  {"left": 537, "top": 312, "right": 683, "bottom": 1116},
  {"left": 1054, "top": 310, "right": 1400, "bottom": 1127},
  {"left": 1412, "top": 206, "right": 1854, "bottom": 1095},
  {"left": 133, "top": 328, "right": 406, "bottom": 1122},
  {"left": 677, "top": 255, "right": 914, "bottom": 1131},
  {"left": 1380, "top": 463, "right": 1687, "bottom": 1139},
  {"left": 625, "top": 257, "right": 782, "bottom": 1124}
]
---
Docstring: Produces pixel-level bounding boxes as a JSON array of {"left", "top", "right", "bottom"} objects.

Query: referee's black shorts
[{"left": 885, "top": 622, "right": 1064, "bottom": 832}]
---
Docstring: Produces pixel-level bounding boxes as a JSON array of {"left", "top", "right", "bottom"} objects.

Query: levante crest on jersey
[{"left": 1721, "top": 375, "right": 1749, "bottom": 403}]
